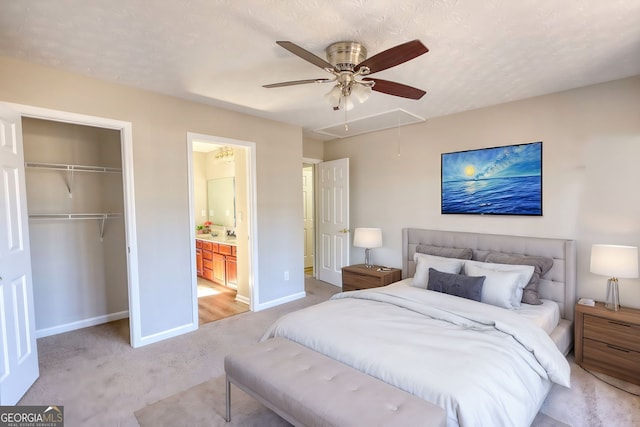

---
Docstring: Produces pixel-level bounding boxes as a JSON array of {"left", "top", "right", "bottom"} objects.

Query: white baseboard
[
  {"left": 136, "top": 322, "right": 197, "bottom": 347},
  {"left": 36, "top": 310, "right": 129, "bottom": 338},
  {"left": 235, "top": 294, "right": 250, "bottom": 305},
  {"left": 253, "top": 291, "right": 306, "bottom": 311}
]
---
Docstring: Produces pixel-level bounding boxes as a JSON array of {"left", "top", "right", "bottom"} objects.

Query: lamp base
[
  {"left": 605, "top": 278, "right": 620, "bottom": 311},
  {"left": 364, "top": 248, "right": 374, "bottom": 268}
]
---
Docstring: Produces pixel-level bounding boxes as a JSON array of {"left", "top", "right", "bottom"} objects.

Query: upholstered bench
[{"left": 224, "top": 337, "right": 446, "bottom": 426}]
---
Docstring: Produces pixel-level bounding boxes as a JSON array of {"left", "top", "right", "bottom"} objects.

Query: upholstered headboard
[{"left": 402, "top": 228, "right": 577, "bottom": 321}]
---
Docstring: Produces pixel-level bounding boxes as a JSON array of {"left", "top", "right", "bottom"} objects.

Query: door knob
[{"left": 339, "top": 229, "right": 350, "bottom": 233}]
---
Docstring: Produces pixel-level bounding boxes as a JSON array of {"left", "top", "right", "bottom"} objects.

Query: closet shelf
[
  {"left": 25, "top": 162, "right": 121, "bottom": 198},
  {"left": 25, "top": 162, "right": 122, "bottom": 173},
  {"left": 28, "top": 213, "right": 122, "bottom": 220},
  {"left": 28, "top": 213, "right": 122, "bottom": 240}
]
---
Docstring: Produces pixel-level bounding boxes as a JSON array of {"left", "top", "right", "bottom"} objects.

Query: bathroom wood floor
[{"left": 197, "top": 278, "right": 249, "bottom": 325}]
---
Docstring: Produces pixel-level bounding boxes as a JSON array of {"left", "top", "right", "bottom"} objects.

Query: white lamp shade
[
  {"left": 353, "top": 228, "right": 382, "bottom": 249},
  {"left": 590, "top": 244, "right": 639, "bottom": 278}
]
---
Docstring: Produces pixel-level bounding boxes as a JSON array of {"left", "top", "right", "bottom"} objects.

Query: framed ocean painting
[{"left": 441, "top": 141, "right": 542, "bottom": 215}]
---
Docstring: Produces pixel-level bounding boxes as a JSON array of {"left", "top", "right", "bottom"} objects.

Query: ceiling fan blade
[
  {"left": 263, "top": 78, "right": 333, "bottom": 88},
  {"left": 276, "top": 41, "right": 336, "bottom": 71},
  {"left": 363, "top": 78, "right": 426, "bottom": 100},
  {"left": 355, "top": 40, "right": 428, "bottom": 74}
]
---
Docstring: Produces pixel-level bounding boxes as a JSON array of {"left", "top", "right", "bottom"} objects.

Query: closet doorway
[
  {"left": 187, "top": 133, "right": 257, "bottom": 325},
  {"left": 9, "top": 104, "right": 140, "bottom": 347}
]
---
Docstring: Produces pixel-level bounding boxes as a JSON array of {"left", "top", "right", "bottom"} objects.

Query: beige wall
[
  {"left": 0, "top": 55, "right": 305, "bottom": 339},
  {"left": 303, "top": 136, "right": 324, "bottom": 160},
  {"left": 325, "top": 75, "right": 640, "bottom": 308}
]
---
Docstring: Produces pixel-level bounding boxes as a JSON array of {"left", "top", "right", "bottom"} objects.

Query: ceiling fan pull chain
[
  {"left": 396, "top": 115, "right": 401, "bottom": 156},
  {"left": 344, "top": 104, "right": 348, "bottom": 131}
]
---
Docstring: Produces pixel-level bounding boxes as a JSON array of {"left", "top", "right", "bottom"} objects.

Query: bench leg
[{"left": 225, "top": 376, "right": 231, "bottom": 422}]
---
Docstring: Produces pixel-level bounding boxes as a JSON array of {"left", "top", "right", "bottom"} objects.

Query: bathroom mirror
[{"left": 207, "top": 177, "right": 236, "bottom": 228}]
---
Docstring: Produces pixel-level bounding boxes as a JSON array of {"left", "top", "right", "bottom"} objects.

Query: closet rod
[
  {"left": 25, "top": 162, "right": 122, "bottom": 173},
  {"left": 28, "top": 213, "right": 122, "bottom": 241},
  {"left": 28, "top": 213, "right": 122, "bottom": 220}
]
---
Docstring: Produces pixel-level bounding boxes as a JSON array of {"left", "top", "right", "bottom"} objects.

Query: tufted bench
[{"left": 224, "top": 337, "right": 446, "bottom": 426}]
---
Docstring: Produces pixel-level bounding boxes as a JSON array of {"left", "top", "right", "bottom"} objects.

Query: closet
[{"left": 22, "top": 118, "right": 128, "bottom": 337}]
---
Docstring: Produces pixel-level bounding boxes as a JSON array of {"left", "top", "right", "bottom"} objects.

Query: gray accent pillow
[
  {"left": 416, "top": 244, "right": 473, "bottom": 260},
  {"left": 427, "top": 268, "right": 485, "bottom": 302},
  {"left": 485, "top": 252, "right": 554, "bottom": 305}
]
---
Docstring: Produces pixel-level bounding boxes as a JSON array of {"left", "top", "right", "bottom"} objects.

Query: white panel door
[
  {"left": 0, "top": 104, "right": 39, "bottom": 404},
  {"left": 303, "top": 166, "right": 314, "bottom": 270},
  {"left": 317, "top": 158, "right": 349, "bottom": 286}
]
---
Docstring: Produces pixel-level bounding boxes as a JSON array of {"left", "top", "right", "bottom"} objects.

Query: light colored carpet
[
  {"left": 135, "top": 375, "right": 574, "bottom": 427},
  {"left": 134, "top": 356, "right": 639, "bottom": 427},
  {"left": 135, "top": 376, "right": 287, "bottom": 427},
  {"left": 19, "top": 278, "right": 640, "bottom": 426}
]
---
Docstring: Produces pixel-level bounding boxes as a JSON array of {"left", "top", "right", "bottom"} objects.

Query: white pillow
[
  {"left": 464, "top": 262, "right": 533, "bottom": 309},
  {"left": 412, "top": 253, "right": 464, "bottom": 289}
]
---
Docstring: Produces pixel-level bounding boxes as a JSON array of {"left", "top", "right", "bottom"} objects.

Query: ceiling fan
[{"left": 264, "top": 40, "right": 429, "bottom": 111}]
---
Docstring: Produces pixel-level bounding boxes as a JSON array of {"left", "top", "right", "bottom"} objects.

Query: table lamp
[
  {"left": 590, "top": 244, "right": 639, "bottom": 311},
  {"left": 353, "top": 228, "right": 382, "bottom": 268}
]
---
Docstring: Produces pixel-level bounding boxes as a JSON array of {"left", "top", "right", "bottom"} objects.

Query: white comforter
[{"left": 263, "top": 284, "right": 570, "bottom": 427}]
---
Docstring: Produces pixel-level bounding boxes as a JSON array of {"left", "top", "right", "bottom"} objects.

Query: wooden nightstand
[
  {"left": 575, "top": 302, "right": 640, "bottom": 385},
  {"left": 341, "top": 264, "right": 402, "bottom": 292}
]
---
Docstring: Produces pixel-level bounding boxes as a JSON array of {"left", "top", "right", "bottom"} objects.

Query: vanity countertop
[{"left": 196, "top": 234, "right": 237, "bottom": 246}]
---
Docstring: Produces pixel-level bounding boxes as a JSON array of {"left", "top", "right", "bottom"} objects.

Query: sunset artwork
[{"left": 441, "top": 142, "right": 542, "bottom": 215}]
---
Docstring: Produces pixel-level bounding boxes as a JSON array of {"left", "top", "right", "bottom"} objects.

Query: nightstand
[
  {"left": 575, "top": 302, "right": 640, "bottom": 385},
  {"left": 341, "top": 264, "right": 402, "bottom": 292}
]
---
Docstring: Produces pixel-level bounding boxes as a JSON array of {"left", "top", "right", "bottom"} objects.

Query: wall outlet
[{"left": 284, "top": 270, "right": 289, "bottom": 281}]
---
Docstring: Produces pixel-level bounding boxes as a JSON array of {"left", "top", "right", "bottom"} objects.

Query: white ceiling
[{"left": 1, "top": 1, "right": 639, "bottom": 140}]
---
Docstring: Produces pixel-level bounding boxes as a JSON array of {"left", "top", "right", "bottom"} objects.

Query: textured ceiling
[{"left": 1, "top": 0, "right": 639, "bottom": 140}]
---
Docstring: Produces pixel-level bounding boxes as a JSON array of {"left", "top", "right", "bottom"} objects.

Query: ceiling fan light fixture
[
  {"left": 324, "top": 85, "right": 342, "bottom": 109},
  {"left": 341, "top": 95, "right": 354, "bottom": 111},
  {"left": 351, "top": 82, "right": 372, "bottom": 103},
  {"left": 266, "top": 40, "right": 428, "bottom": 111}
]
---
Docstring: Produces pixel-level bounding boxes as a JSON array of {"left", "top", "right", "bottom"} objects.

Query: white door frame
[
  {"left": 3, "top": 102, "right": 142, "bottom": 347},
  {"left": 186, "top": 132, "right": 258, "bottom": 315},
  {"left": 303, "top": 157, "right": 321, "bottom": 277}
]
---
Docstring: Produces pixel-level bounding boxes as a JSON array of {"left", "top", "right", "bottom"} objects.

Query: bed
[{"left": 263, "top": 228, "right": 577, "bottom": 426}]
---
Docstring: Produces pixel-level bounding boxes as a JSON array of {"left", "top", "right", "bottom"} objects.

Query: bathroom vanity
[{"left": 196, "top": 236, "right": 237, "bottom": 288}]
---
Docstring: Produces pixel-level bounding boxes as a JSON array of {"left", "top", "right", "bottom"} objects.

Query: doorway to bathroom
[{"left": 187, "top": 132, "right": 257, "bottom": 326}]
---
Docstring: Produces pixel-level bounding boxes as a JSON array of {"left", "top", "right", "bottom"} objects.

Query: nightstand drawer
[
  {"left": 343, "top": 271, "right": 383, "bottom": 289},
  {"left": 583, "top": 338, "right": 640, "bottom": 383},
  {"left": 584, "top": 315, "right": 640, "bottom": 353},
  {"left": 341, "top": 265, "right": 402, "bottom": 292},
  {"left": 575, "top": 302, "right": 640, "bottom": 386}
]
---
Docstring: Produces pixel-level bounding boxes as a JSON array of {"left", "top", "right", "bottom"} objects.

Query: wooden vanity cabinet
[
  {"left": 196, "top": 249, "right": 203, "bottom": 276},
  {"left": 226, "top": 252, "right": 237, "bottom": 287},
  {"left": 196, "top": 240, "right": 237, "bottom": 288},
  {"left": 212, "top": 252, "right": 226, "bottom": 285},
  {"left": 200, "top": 241, "right": 216, "bottom": 281},
  {"left": 195, "top": 240, "right": 203, "bottom": 276}
]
